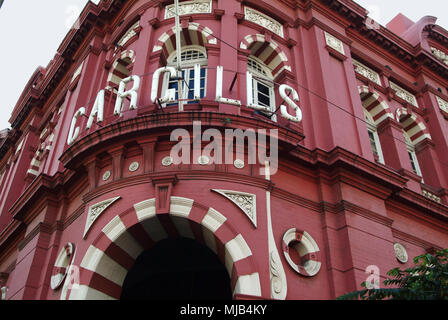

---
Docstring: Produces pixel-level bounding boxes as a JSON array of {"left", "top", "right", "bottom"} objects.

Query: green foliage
[{"left": 338, "top": 249, "right": 448, "bottom": 300}]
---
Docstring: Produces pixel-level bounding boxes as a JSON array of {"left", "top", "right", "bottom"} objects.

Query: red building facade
[{"left": 0, "top": 0, "right": 448, "bottom": 300}]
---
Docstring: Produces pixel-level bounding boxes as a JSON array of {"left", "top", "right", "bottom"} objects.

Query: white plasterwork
[
  {"left": 212, "top": 190, "right": 257, "bottom": 228},
  {"left": 83, "top": 197, "right": 121, "bottom": 239}
]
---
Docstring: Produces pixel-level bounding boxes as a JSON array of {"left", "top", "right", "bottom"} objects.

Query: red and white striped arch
[
  {"left": 27, "top": 131, "right": 55, "bottom": 178},
  {"left": 240, "top": 34, "right": 291, "bottom": 78},
  {"left": 106, "top": 50, "right": 136, "bottom": 88},
  {"left": 396, "top": 108, "right": 432, "bottom": 145},
  {"left": 358, "top": 86, "right": 394, "bottom": 126},
  {"left": 152, "top": 22, "right": 217, "bottom": 59},
  {"left": 65, "top": 197, "right": 261, "bottom": 300}
]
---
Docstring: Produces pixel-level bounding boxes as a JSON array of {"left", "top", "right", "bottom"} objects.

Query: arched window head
[
  {"left": 403, "top": 130, "right": 422, "bottom": 178},
  {"left": 247, "top": 56, "right": 276, "bottom": 121},
  {"left": 163, "top": 46, "right": 208, "bottom": 105},
  {"left": 364, "top": 111, "right": 384, "bottom": 164},
  {"left": 172, "top": 48, "right": 207, "bottom": 65},
  {"left": 248, "top": 57, "right": 271, "bottom": 78},
  {"left": 107, "top": 51, "right": 135, "bottom": 89}
]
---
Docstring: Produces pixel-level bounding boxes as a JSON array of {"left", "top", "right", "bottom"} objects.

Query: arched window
[
  {"left": 403, "top": 131, "right": 422, "bottom": 177},
  {"left": 247, "top": 56, "right": 276, "bottom": 120},
  {"left": 163, "top": 46, "right": 208, "bottom": 105},
  {"left": 106, "top": 51, "right": 135, "bottom": 89},
  {"left": 364, "top": 111, "right": 384, "bottom": 164}
]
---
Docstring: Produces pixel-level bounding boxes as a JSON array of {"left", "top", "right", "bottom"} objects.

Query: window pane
[
  {"left": 368, "top": 130, "right": 379, "bottom": 157},
  {"left": 408, "top": 151, "right": 418, "bottom": 174}
]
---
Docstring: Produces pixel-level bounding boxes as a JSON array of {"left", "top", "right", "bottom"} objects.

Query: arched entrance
[
  {"left": 65, "top": 197, "right": 261, "bottom": 300},
  {"left": 120, "top": 237, "right": 232, "bottom": 300}
]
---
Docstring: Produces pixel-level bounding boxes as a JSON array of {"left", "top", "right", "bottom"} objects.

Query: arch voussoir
[{"left": 69, "top": 196, "right": 262, "bottom": 300}]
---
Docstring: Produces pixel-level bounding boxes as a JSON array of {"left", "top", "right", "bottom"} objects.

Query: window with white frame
[
  {"left": 403, "top": 131, "right": 422, "bottom": 177},
  {"left": 163, "top": 46, "right": 207, "bottom": 105},
  {"left": 247, "top": 57, "right": 276, "bottom": 120},
  {"left": 364, "top": 111, "right": 384, "bottom": 164}
]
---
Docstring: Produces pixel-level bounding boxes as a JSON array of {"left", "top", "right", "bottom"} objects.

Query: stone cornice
[
  {"left": 392, "top": 228, "right": 443, "bottom": 252},
  {"left": 59, "top": 112, "right": 305, "bottom": 169}
]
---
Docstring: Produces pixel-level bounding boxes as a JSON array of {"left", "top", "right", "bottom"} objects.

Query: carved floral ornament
[
  {"left": 116, "top": 21, "right": 140, "bottom": 49},
  {"left": 324, "top": 31, "right": 345, "bottom": 55},
  {"left": 431, "top": 47, "right": 448, "bottom": 66},
  {"left": 352, "top": 59, "right": 381, "bottom": 85},
  {"left": 165, "top": 0, "right": 212, "bottom": 19},
  {"left": 389, "top": 82, "right": 419, "bottom": 108},
  {"left": 244, "top": 7, "right": 284, "bottom": 38},
  {"left": 436, "top": 96, "right": 448, "bottom": 114},
  {"left": 83, "top": 197, "right": 121, "bottom": 239},
  {"left": 212, "top": 189, "right": 257, "bottom": 228}
]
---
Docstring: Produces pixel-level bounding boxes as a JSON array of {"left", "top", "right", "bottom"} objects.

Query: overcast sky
[{"left": 0, "top": 0, "right": 447, "bottom": 130}]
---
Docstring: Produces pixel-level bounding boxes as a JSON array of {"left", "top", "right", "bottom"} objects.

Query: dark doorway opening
[{"left": 121, "top": 237, "right": 232, "bottom": 300}]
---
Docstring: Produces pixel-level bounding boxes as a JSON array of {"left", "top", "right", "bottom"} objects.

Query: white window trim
[
  {"left": 364, "top": 111, "right": 384, "bottom": 164},
  {"left": 248, "top": 56, "right": 277, "bottom": 122},
  {"left": 162, "top": 46, "right": 208, "bottom": 106},
  {"left": 403, "top": 131, "right": 423, "bottom": 178}
]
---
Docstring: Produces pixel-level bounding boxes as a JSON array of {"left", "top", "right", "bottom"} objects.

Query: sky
[{"left": 0, "top": 0, "right": 447, "bottom": 130}]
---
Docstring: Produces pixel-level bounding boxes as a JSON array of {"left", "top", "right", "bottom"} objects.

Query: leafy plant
[{"left": 338, "top": 249, "right": 448, "bottom": 300}]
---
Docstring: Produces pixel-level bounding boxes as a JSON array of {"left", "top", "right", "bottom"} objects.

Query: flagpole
[{"left": 174, "top": 0, "right": 184, "bottom": 112}]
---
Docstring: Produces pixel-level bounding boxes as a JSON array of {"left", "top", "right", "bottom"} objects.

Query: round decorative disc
[
  {"left": 234, "top": 159, "right": 245, "bottom": 169},
  {"left": 282, "top": 228, "right": 321, "bottom": 277},
  {"left": 129, "top": 162, "right": 140, "bottom": 172},
  {"left": 394, "top": 243, "right": 408, "bottom": 264},
  {"left": 102, "top": 170, "right": 111, "bottom": 181},
  {"left": 198, "top": 156, "right": 210, "bottom": 165},
  {"left": 162, "top": 156, "right": 174, "bottom": 167}
]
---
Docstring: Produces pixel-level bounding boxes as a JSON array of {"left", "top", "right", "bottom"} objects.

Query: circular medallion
[
  {"left": 394, "top": 243, "right": 408, "bottom": 264},
  {"left": 51, "top": 243, "right": 75, "bottom": 290},
  {"left": 198, "top": 155, "right": 210, "bottom": 165},
  {"left": 234, "top": 159, "right": 245, "bottom": 169},
  {"left": 162, "top": 156, "right": 174, "bottom": 167},
  {"left": 282, "top": 229, "right": 321, "bottom": 277},
  {"left": 129, "top": 162, "right": 140, "bottom": 172},
  {"left": 102, "top": 170, "right": 111, "bottom": 181}
]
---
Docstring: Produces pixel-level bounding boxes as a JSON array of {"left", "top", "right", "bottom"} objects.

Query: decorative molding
[
  {"left": 165, "top": 0, "right": 212, "bottom": 19},
  {"left": 71, "top": 61, "right": 84, "bottom": 84},
  {"left": 269, "top": 251, "right": 283, "bottom": 297},
  {"left": 129, "top": 162, "right": 140, "bottom": 172},
  {"left": 162, "top": 156, "right": 174, "bottom": 167},
  {"left": 212, "top": 190, "right": 257, "bottom": 228},
  {"left": 394, "top": 243, "right": 409, "bottom": 264},
  {"left": 352, "top": 59, "right": 381, "bottom": 85},
  {"left": 198, "top": 155, "right": 210, "bottom": 165},
  {"left": 244, "top": 7, "right": 284, "bottom": 38},
  {"left": 430, "top": 47, "right": 448, "bottom": 66},
  {"left": 324, "top": 31, "right": 345, "bottom": 55},
  {"left": 422, "top": 189, "right": 442, "bottom": 204},
  {"left": 390, "top": 82, "right": 419, "bottom": 107},
  {"left": 102, "top": 170, "right": 111, "bottom": 181},
  {"left": 116, "top": 21, "right": 140, "bottom": 48},
  {"left": 264, "top": 163, "right": 287, "bottom": 300},
  {"left": 436, "top": 96, "right": 448, "bottom": 113},
  {"left": 83, "top": 197, "right": 121, "bottom": 239},
  {"left": 234, "top": 159, "right": 245, "bottom": 169},
  {"left": 282, "top": 229, "right": 322, "bottom": 277}
]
